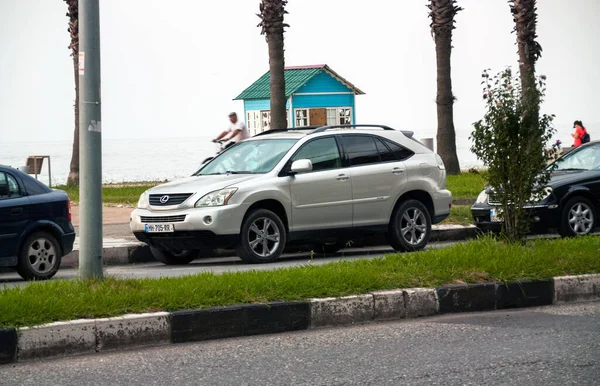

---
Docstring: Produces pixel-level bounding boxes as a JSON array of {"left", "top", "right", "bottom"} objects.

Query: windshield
[
  {"left": 554, "top": 143, "right": 600, "bottom": 171},
  {"left": 196, "top": 139, "right": 298, "bottom": 175}
]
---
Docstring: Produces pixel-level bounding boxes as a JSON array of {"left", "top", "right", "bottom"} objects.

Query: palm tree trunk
[
  {"left": 428, "top": 0, "right": 462, "bottom": 175},
  {"left": 510, "top": 0, "right": 542, "bottom": 130},
  {"left": 67, "top": 54, "right": 80, "bottom": 185},
  {"left": 434, "top": 31, "right": 460, "bottom": 175},
  {"left": 258, "top": 0, "right": 288, "bottom": 131},
  {"left": 65, "top": 0, "right": 79, "bottom": 185},
  {"left": 267, "top": 31, "right": 287, "bottom": 130}
]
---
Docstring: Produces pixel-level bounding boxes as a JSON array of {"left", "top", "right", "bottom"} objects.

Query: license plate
[
  {"left": 144, "top": 223, "right": 174, "bottom": 233},
  {"left": 490, "top": 208, "right": 502, "bottom": 222}
]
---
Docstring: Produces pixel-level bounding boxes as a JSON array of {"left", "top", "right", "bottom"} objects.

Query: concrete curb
[
  {"left": 56, "top": 225, "right": 478, "bottom": 269},
  {"left": 3, "top": 274, "right": 599, "bottom": 365}
]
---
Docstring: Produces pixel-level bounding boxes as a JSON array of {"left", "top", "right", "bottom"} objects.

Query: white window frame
[
  {"left": 326, "top": 107, "right": 353, "bottom": 126},
  {"left": 246, "top": 109, "right": 289, "bottom": 134},
  {"left": 295, "top": 109, "right": 310, "bottom": 127}
]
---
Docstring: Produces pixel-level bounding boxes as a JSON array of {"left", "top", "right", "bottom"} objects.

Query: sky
[{"left": 0, "top": 0, "right": 599, "bottom": 147}]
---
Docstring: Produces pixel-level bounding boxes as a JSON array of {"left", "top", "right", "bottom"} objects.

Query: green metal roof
[{"left": 234, "top": 65, "right": 364, "bottom": 100}]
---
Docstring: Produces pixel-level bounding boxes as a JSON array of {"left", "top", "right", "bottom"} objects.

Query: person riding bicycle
[{"left": 212, "top": 112, "right": 248, "bottom": 149}]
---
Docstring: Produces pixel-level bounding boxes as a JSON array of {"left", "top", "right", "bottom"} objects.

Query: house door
[{"left": 309, "top": 108, "right": 327, "bottom": 126}]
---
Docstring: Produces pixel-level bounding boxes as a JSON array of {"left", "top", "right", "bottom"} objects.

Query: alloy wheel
[
  {"left": 568, "top": 202, "right": 594, "bottom": 235},
  {"left": 27, "top": 237, "right": 57, "bottom": 275},
  {"left": 247, "top": 217, "right": 281, "bottom": 257},
  {"left": 400, "top": 208, "right": 428, "bottom": 246}
]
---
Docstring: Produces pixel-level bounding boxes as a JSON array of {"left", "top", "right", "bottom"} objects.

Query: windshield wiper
[
  {"left": 557, "top": 168, "right": 588, "bottom": 171},
  {"left": 201, "top": 171, "right": 255, "bottom": 175}
]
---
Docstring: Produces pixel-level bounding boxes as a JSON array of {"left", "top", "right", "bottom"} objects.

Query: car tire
[
  {"left": 388, "top": 199, "right": 432, "bottom": 252},
  {"left": 236, "top": 209, "right": 287, "bottom": 263},
  {"left": 16, "top": 231, "right": 62, "bottom": 281},
  {"left": 314, "top": 240, "right": 347, "bottom": 254},
  {"left": 558, "top": 196, "right": 596, "bottom": 237},
  {"left": 150, "top": 247, "right": 198, "bottom": 265}
]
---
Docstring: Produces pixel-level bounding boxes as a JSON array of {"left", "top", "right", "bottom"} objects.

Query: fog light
[{"left": 203, "top": 216, "right": 213, "bottom": 225}]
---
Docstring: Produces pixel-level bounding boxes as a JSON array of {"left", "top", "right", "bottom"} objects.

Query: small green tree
[{"left": 470, "top": 68, "right": 557, "bottom": 242}]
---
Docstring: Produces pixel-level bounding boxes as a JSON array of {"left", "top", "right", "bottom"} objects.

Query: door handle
[
  {"left": 392, "top": 168, "right": 404, "bottom": 175},
  {"left": 11, "top": 208, "right": 23, "bottom": 216},
  {"left": 336, "top": 174, "right": 349, "bottom": 181}
]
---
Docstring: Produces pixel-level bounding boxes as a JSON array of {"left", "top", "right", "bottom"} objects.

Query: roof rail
[
  {"left": 253, "top": 126, "right": 321, "bottom": 137},
  {"left": 309, "top": 124, "right": 395, "bottom": 134}
]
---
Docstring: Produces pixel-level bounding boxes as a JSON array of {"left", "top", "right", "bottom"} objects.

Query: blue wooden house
[{"left": 234, "top": 64, "right": 365, "bottom": 135}]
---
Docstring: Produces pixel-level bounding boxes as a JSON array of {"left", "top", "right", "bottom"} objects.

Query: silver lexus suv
[{"left": 130, "top": 125, "right": 452, "bottom": 264}]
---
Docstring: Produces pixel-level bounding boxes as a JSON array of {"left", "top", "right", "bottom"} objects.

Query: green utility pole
[{"left": 78, "top": 0, "right": 103, "bottom": 279}]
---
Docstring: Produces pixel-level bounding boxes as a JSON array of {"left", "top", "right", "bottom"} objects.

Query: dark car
[
  {"left": 472, "top": 141, "right": 600, "bottom": 237},
  {"left": 0, "top": 165, "right": 75, "bottom": 280}
]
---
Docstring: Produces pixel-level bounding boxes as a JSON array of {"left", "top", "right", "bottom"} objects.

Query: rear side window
[
  {"left": 381, "top": 138, "right": 414, "bottom": 161},
  {"left": 375, "top": 138, "right": 396, "bottom": 162},
  {"left": 340, "top": 136, "right": 381, "bottom": 166},
  {"left": 0, "top": 172, "right": 22, "bottom": 199},
  {"left": 21, "top": 174, "right": 51, "bottom": 195}
]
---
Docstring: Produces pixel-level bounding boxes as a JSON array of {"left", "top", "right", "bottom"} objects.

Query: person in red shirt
[{"left": 571, "top": 120, "right": 587, "bottom": 147}]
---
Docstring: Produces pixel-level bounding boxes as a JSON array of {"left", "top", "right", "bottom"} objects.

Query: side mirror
[{"left": 290, "top": 159, "right": 313, "bottom": 174}]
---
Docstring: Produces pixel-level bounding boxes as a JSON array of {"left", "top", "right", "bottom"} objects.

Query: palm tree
[
  {"left": 257, "top": 0, "right": 289, "bottom": 130},
  {"left": 509, "top": 0, "right": 542, "bottom": 104},
  {"left": 428, "top": 0, "right": 462, "bottom": 175},
  {"left": 64, "top": 0, "right": 79, "bottom": 185}
]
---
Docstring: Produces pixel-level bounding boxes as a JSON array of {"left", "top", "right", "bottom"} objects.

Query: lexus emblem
[{"left": 159, "top": 195, "right": 170, "bottom": 204}]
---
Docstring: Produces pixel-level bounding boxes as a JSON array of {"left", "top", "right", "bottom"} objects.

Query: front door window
[{"left": 291, "top": 137, "right": 341, "bottom": 172}]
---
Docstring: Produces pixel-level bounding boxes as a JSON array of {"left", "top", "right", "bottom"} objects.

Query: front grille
[
  {"left": 140, "top": 215, "right": 187, "bottom": 223},
  {"left": 488, "top": 194, "right": 500, "bottom": 205},
  {"left": 149, "top": 193, "right": 193, "bottom": 206}
]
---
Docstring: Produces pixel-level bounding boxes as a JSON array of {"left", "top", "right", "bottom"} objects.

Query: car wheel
[
  {"left": 236, "top": 209, "right": 286, "bottom": 263},
  {"left": 559, "top": 197, "right": 596, "bottom": 237},
  {"left": 314, "top": 240, "right": 347, "bottom": 254},
  {"left": 150, "top": 247, "right": 198, "bottom": 265},
  {"left": 16, "top": 232, "right": 62, "bottom": 281},
  {"left": 388, "top": 199, "right": 432, "bottom": 252}
]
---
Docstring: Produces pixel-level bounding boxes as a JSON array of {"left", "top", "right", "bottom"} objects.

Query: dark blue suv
[{"left": 0, "top": 165, "right": 75, "bottom": 280}]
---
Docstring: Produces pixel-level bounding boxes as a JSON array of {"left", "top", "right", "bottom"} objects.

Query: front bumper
[
  {"left": 130, "top": 203, "right": 249, "bottom": 250},
  {"left": 471, "top": 202, "right": 560, "bottom": 233}
]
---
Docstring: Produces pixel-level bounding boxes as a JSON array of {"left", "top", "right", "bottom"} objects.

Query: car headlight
[
  {"left": 530, "top": 187, "right": 553, "bottom": 203},
  {"left": 195, "top": 188, "right": 237, "bottom": 208},
  {"left": 475, "top": 189, "right": 489, "bottom": 204},
  {"left": 435, "top": 154, "right": 445, "bottom": 170},
  {"left": 137, "top": 192, "right": 149, "bottom": 209}
]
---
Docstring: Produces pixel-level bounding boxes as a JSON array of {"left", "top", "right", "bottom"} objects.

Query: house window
[
  {"left": 261, "top": 111, "right": 271, "bottom": 131},
  {"left": 247, "top": 111, "right": 261, "bottom": 136},
  {"left": 246, "top": 110, "right": 290, "bottom": 135},
  {"left": 326, "top": 107, "right": 353, "bottom": 126},
  {"left": 295, "top": 109, "right": 309, "bottom": 127}
]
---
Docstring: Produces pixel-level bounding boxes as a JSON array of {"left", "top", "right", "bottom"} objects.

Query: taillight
[{"left": 67, "top": 199, "right": 72, "bottom": 222}]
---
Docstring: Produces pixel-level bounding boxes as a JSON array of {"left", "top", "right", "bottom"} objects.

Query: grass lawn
[
  {"left": 443, "top": 205, "right": 473, "bottom": 226},
  {"left": 55, "top": 184, "right": 157, "bottom": 206},
  {"left": 1, "top": 236, "right": 598, "bottom": 328},
  {"left": 446, "top": 172, "right": 487, "bottom": 200}
]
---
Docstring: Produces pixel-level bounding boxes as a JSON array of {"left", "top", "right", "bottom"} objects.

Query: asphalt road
[
  {"left": 0, "top": 241, "right": 457, "bottom": 288},
  {"left": 2, "top": 301, "right": 598, "bottom": 385}
]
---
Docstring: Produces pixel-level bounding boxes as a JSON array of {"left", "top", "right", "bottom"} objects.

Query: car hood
[
  {"left": 147, "top": 174, "right": 259, "bottom": 195},
  {"left": 547, "top": 170, "right": 598, "bottom": 188},
  {"left": 480, "top": 170, "right": 598, "bottom": 193}
]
